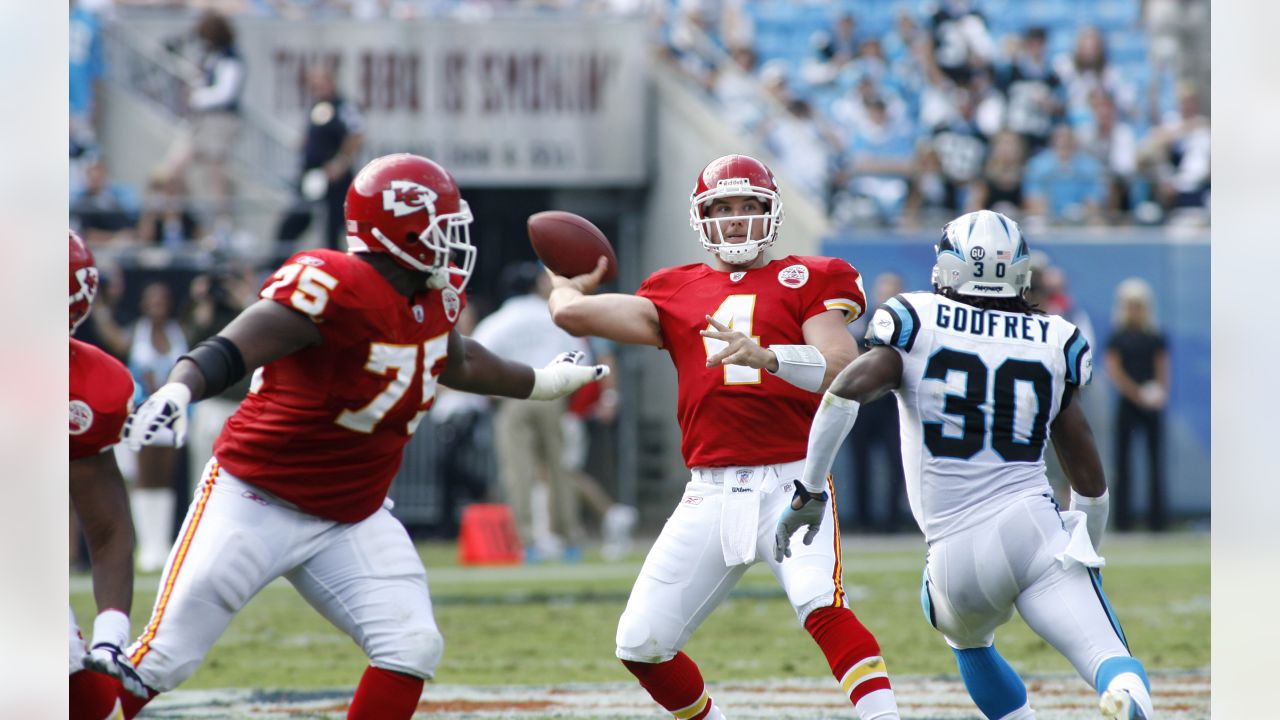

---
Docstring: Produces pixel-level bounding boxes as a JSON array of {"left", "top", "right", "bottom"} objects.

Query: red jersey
[
  {"left": 70, "top": 339, "right": 135, "bottom": 461},
  {"left": 637, "top": 255, "right": 865, "bottom": 468},
  {"left": 214, "top": 250, "right": 464, "bottom": 522}
]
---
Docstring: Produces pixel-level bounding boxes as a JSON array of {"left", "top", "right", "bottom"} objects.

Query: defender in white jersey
[{"left": 781, "top": 211, "right": 1155, "bottom": 720}]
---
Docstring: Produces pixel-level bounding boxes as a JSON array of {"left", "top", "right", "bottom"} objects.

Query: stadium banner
[{"left": 124, "top": 16, "right": 650, "bottom": 186}]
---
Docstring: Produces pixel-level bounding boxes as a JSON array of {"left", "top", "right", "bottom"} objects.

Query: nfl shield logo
[{"left": 736, "top": 469, "right": 752, "bottom": 485}]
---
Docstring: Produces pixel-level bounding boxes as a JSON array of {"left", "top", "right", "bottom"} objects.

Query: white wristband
[
  {"left": 798, "top": 392, "right": 860, "bottom": 493},
  {"left": 92, "top": 609, "right": 131, "bottom": 649},
  {"left": 768, "top": 344, "right": 827, "bottom": 393},
  {"left": 1069, "top": 488, "right": 1109, "bottom": 551}
]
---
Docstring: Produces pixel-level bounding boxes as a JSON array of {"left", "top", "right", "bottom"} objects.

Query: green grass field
[{"left": 70, "top": 531, "right": 1209, "bottom": 692}]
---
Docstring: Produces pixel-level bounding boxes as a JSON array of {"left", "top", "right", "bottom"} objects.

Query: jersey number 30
[{"left": 923, "top": 349, "right": 1052, "bottom": 462}]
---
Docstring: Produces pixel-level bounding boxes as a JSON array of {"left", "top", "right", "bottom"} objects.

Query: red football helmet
[
  {"left": 345, "top": 153, "right": 476, "bottom": 291},
  {"left": 689, "top": 154, "right": 785, "bottom": 265},
  {"left": 69, "top": 230, "right": 98, "bottom": 333}
]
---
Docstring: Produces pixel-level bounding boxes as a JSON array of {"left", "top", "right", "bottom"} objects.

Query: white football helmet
[{"left": 931, "top": 210, "right": 1032, "bottom": 298}]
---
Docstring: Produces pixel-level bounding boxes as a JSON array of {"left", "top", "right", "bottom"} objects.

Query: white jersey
[{"left": 867, "top": 292, "right": 1092, "bottom": 542}]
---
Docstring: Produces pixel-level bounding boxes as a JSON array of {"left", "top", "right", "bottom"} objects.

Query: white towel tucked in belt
[
  {"left": 1054, "top": 510, "right": 1106, "bottom": 570},
  {"left": 720, "top": 466, "right": 764, "bottom": 566}
]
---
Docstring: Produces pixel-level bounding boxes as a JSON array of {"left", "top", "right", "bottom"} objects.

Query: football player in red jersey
[
  {"left": 548, "top": 155, "right": 901, "bottom": 720},
  {"left": 115, "top": 154, "right": 609, "bottom": 719},
  {"left": 69, "top": 231, "right": 150, "bottom": 718}
]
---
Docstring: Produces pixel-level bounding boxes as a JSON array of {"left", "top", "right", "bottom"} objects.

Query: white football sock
[
  {"left": 998, "top": 702, "right": 1036, "bottom": 719},
  {"left": 1108, "top": 672, "right": 1154, "bottom": 717},
  {"left": 856, "top": 688, "right": 900, "bottom": 719}
]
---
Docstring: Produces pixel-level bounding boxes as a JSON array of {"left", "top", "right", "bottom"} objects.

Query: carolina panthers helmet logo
[{"left": 382, "top": 180, "right": 438, "bottom": 218}]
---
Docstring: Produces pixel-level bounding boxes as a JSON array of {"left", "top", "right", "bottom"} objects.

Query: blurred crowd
[{"left": 663, "top": 0, "right": 1210, "bottom": 230}]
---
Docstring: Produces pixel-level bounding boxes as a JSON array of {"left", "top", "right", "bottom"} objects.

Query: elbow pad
[
  {"left": 180, "top": 336, "right": 246, "bottom": 399},
  {"left": 768, "top": 344, "right": 827, "bottom": 393}
]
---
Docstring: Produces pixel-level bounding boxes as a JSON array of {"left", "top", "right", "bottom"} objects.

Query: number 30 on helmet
[{"left": 345, "top": 153, "right": 477, "bottom": 292}]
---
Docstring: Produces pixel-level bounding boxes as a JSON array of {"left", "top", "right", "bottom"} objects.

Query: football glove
[
  {"left": 82, "top": 610, "right": 149, "bottom": 699},
  {"left": 527, "top": 351, "right": 610, "bottom": 401},
  {"left": 774, "top": 484, "right": 829, "bottom": 562},
  {"left": 123, "top": 382, "right": 191, "bottom": 450}
]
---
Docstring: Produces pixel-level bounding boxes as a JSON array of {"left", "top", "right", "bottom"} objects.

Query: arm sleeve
[
  {"left": 865, "top": 294, "right": 922, "bottom": 352},
  {"left": 1062, "top": 324, "right": 1093, "bottom": 386},
  {"left": 804, "top": 258, "right": 867, "bottom": 324}
]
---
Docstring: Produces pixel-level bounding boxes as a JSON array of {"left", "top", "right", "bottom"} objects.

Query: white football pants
[
  {"left": 922, "top": 494, "right": 1133, "bottom": 685},
  {"left": 616, "top": 460, "right": 845, "bottom": 663},
  {"left": 127, "top": 459, "right": 443, "bottom": 692}
]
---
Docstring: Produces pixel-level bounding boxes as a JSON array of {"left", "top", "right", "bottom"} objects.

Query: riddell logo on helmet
[{"left": 382, "top": 180, "right": 438, "bottom": 218}]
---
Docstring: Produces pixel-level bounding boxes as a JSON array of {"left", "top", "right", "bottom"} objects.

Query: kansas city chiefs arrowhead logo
[
  {"left": 72, "top": 267, "right": 99, "bottom": 305},
  {"left": 382, "top": 180, "right": 438, "bottom": 218}
]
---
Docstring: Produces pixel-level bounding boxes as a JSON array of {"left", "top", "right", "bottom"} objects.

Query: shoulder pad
[{"left": 866, "top": 293, "right": 923, "bottom": 352}]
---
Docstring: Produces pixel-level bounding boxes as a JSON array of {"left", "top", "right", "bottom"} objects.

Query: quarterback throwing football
[
  {"left": 115, "top": 154, "right": 608, "bottom": 719},
  {"left": 549, "top": 155, "right": 900, "bottom": 720}
]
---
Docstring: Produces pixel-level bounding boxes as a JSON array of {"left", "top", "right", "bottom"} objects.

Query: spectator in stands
[
  {"left": 839, "top": 95, "right": 916, "bottom": 224},
  {"left": 902, "top": 140, "right": 952, "bottom": 229},
  {"left": 472, "top": 262, "right": 590, "bottom": 563},
  {"left": 711, "top": 44, "right": 763, "bottom": 131},
  {"left": 1076, "top": 88, "right": 1138, "bottom": 223},
  {"left": 831, "top": 73, "right": 908, "bottom": 141},
  {"left": 70, "top": 0, "right": 106, "bottom": 148},
  {"left": 927, "top": 0, "right": 995, "bottom": 86},
  {"left": 1022, "top": 123, "right": 1105, "bottom": 225},
  {"left": 1053, "top": 24, "right": 1137, "bottom": 127},
  {"left": 881, "top": 7, "right": 923, "bottom": 68},
  {"left": 846, "top": 37, "right": 890, "bottom": 88},
  {"left": 161, "top": 10, "right": 246, "bottom": 228},
  {"left": 967, "top": 129, "right": 1026, "bottom": 217},
  {"left": 846, "top": 271, "right": 908, "bottom": 532},
  {"left": 137, "top": 172, "right": 203, "bottom": 248},
  {"left": 1105, "top": 277, "right": 1170, "bottom": 531},
  {"left": 928, "top": 87, "right": 989, "bottom": 213},
  {"left": 128, "top": 281, "right": 189, "bottom": 573},
  {"left": 1140, "top": 82, "right": 1210, "bottom": 224},
  {"left": 996, "top": 25, "right": 1064, "bottom": 154},
  {"left": 276, "top": 64, "right": 365, "bottom": 251},
  {"left": 71, "top": 157, "right": 141, "bottom": 246},
  {"left": 766, "top": 98, "right": 836, "bottom": 202}
]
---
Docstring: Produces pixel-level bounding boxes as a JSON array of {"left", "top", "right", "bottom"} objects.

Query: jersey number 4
[
  {"left": 703, "top": 294, "right": 761, "bottom": 385},
  {"left": 336, "top": 333, "right": 450, "bottom": 435},
  {"left": 923, "top": 349, "right": 1053, "bottom": 462}
]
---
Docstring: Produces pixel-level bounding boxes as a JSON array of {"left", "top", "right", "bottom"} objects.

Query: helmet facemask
[
  {"left": 690, "top": 179, "right": 783, "bottom": 266},
  {"left": 369, "top": 200, "right": 476, "bottom": 292}
]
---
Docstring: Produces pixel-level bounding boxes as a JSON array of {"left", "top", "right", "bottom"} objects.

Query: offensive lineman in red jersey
[
  {"left": 115, "top": 154, "right": 609, "bottom": 719},
  {"left": 548, "top": 155, "right": 901, "bottom": 720},
  {"left": 69, "top": 231, "right": 150, "bottom": 719}
]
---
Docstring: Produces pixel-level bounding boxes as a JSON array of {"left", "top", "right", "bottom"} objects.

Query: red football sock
[
  {"left": 71, "top": 672, "right": 155, "bottom": 719},
  {"left": 622, "top": 651, "right": 716, "bottom": 719},
  {"left": 69, "top": 670, "right": 124, "bottom": 720},
  {"left": 348, "top": 665, "right": 424, "bottom": 720},
  {"left": 805, "top": 606, "right": 893, "bottom": 705}
]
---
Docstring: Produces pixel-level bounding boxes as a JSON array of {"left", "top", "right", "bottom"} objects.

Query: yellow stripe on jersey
[
  {"left": 672, "top": 690, "right": 711, "bottom": 720},
  {"left": 131, "top": 463, "right": 219, "bottom": 666},
  {"left": 839, "top": 656, "right": 889, "bottom": 696},
  {"left": 824, "top": 299, "right": 863, "bottom": 323},
  {"left": 827, "top": 474, "right": 846, "bottom": 608}
]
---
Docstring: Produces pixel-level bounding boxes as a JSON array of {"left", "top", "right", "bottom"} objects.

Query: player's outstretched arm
[
  {"left": 70, "top": 451, "right": 135, "bottom": 623},
  {"left": 124, "top": 299, "right": 322, "bottom": 449},
  {"left": 439, "top": 330, "right": 609, "bottom": 400},
  {"left": 547, "top": 257, "right": 662, "bottom": 347},
  {"left": 778, "top": 346, "right": 905, "bottom": 560},
  {"left": 1051, "top": 394, "right": 1110, "bottom": 548}
]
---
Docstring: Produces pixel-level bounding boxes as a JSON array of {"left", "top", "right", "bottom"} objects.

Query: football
[{"left": 527, "top": 211, "right": 618, "bottom": 283}]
